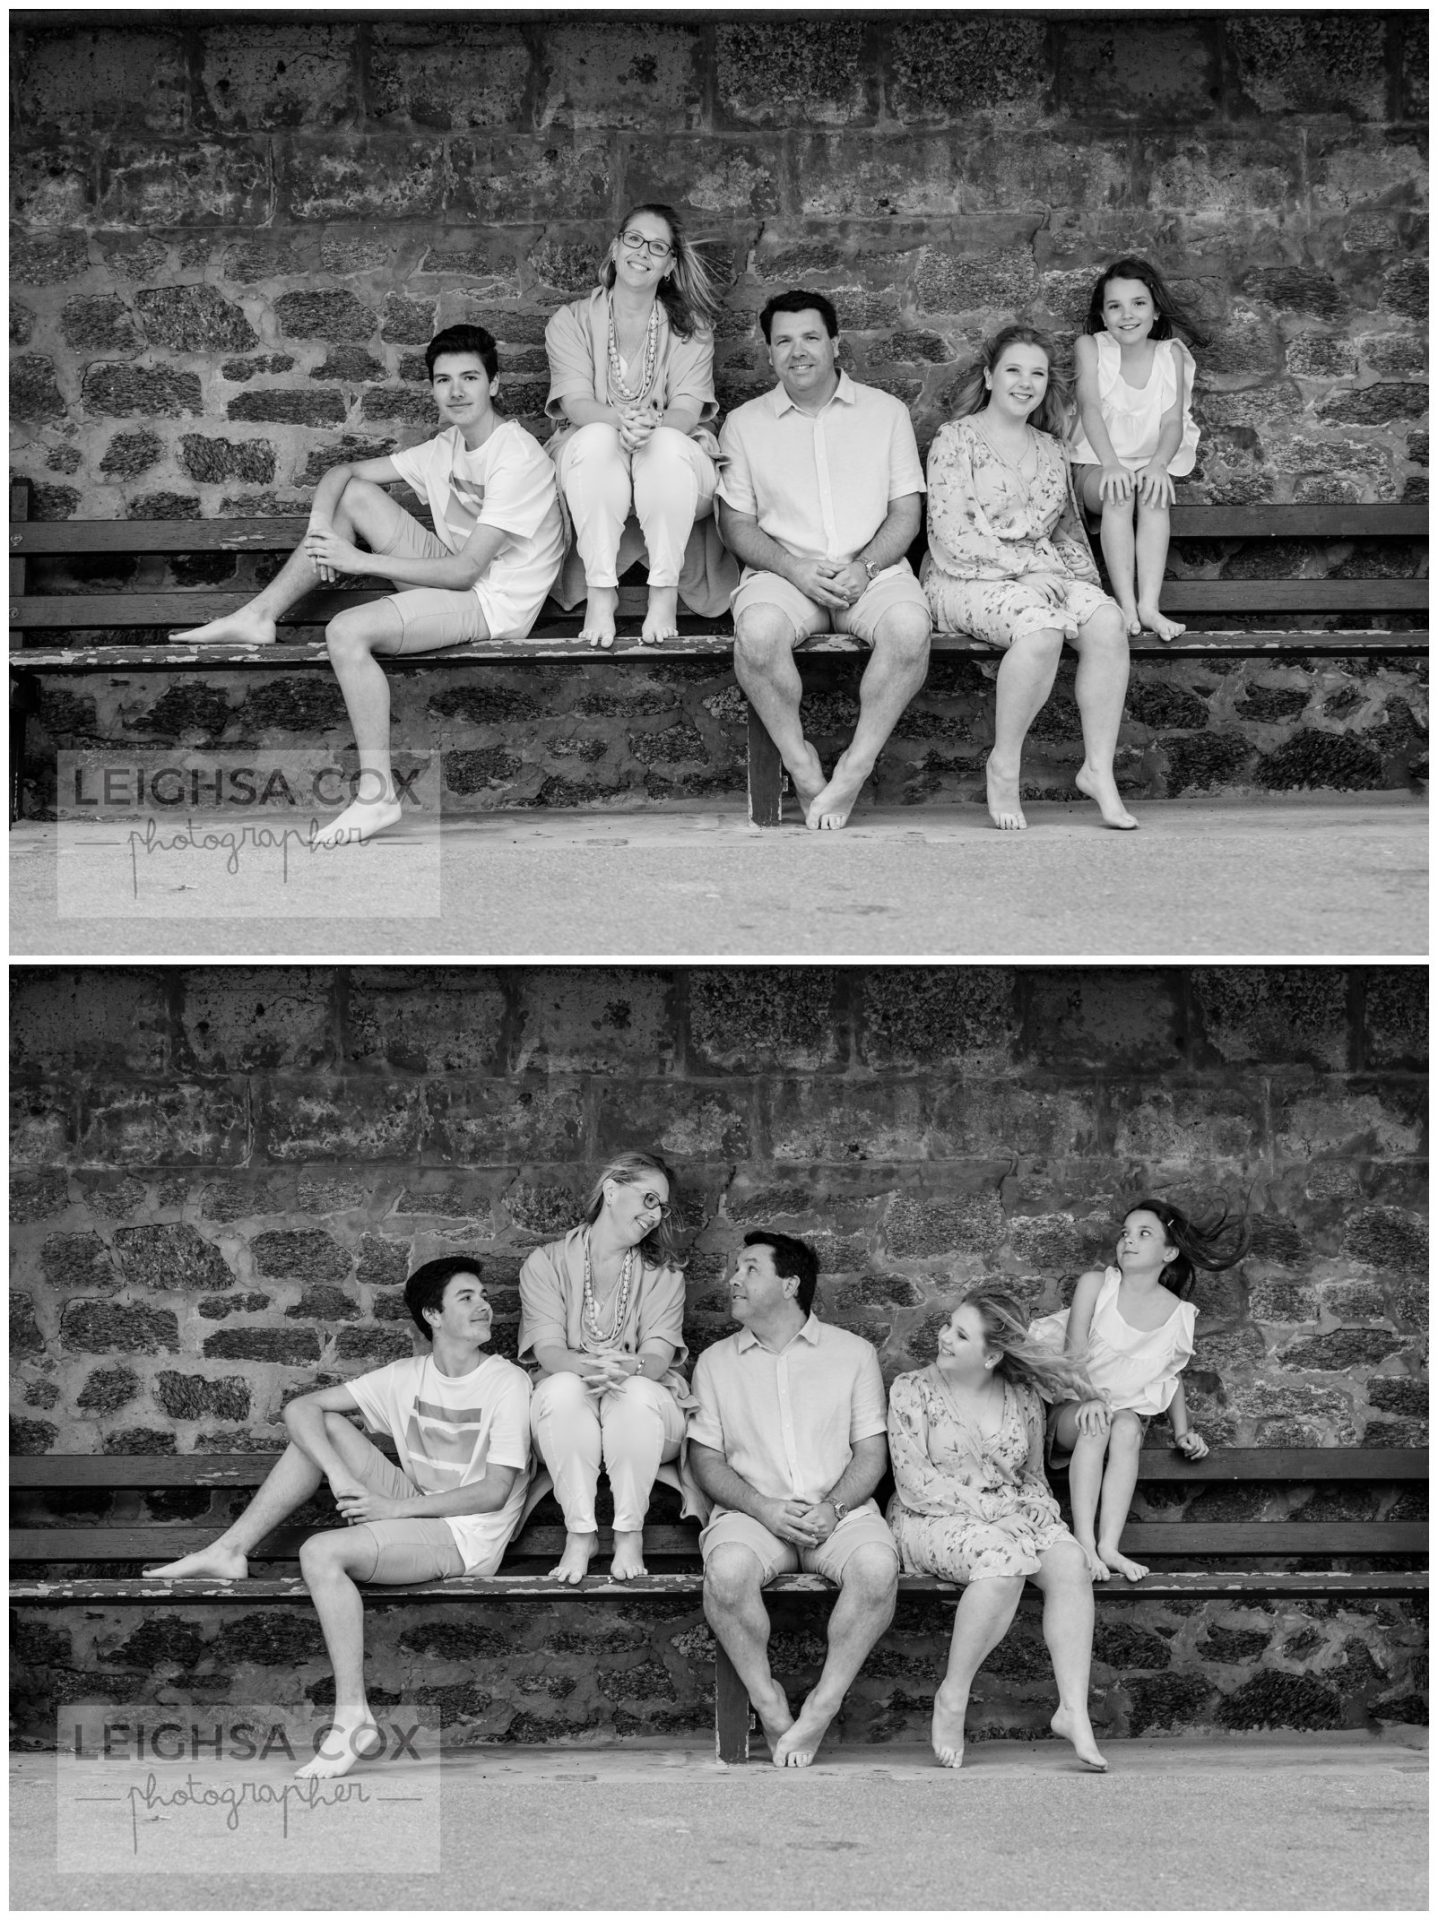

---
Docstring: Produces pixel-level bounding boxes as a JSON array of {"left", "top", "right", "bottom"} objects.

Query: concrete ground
[
  {"left": 9, "top": 1732, "right": 1427, "bottom": 1911},
  {"left": 8, "top": 791, "right": 1428, "bottom": 958}
]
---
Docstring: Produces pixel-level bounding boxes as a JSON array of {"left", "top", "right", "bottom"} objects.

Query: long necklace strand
[
  {"left": 582, "top": 1237, "right": 634, "bottom": 1343},
  {"left": 607, "top": 302, "right": 659, "bottom": 404}
]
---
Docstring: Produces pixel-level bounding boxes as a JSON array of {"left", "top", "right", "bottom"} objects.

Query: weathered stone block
[
  {"left": 1363, "top": 971, "right": 1427, "bottom": 1070},
  {"left": 334, "top": 1326, "right": 414, "bottom": 1363},
  {"left": 1320, "top": 383, "right": 1428, "bottom": 427},
  {"left": 1111, "top": 1084, "right": 1266, "bottom": 1165},
  {"left": 595, "top": 1082, "right": 752, "bottom": 1160},
  {"left": 358, "top": 386, "right": 437, "bottom": 426},
  {"left": 60, "top": 294, "right": 144, "bottom": 353},
  {"left": 40, "top": 1230, "right": 117, "bottom": 1291},
  {"left": 538, "top": 22, "right": 702, "bottom": 131},
  {"left": 1026, "top": 970, "right": 1183, "bottom": 1070},
  {"left": 861, "top": 969, "right": 1017, "bottom": 1066},
  {"left": 10, "top": 355, "right": 67, "bottom": 422},
  {"left": 1215, "top": 1670, "right": 1343, "bottom": 1731},
  {"left": 61, "top": 1301, "right": 181, "bottom": 1354},
  {"left": 357, "top": 1238, "right": 411, "bottom": 1288},
  {"left": 1381, "top": 259, "right": 1427, "bottom": 322},
  {"left": 198, "top": 23, "right": 357, "bottom": 129},
  {"left": 79, "top": 1081, "right": 248, "bottom": 1166},
  {"left": 82, "top": 363, "right": 204, "bottom": 418},
  {"left": 888, "top": 16, "right": 1050, "bottom": 122},
  {"left": 10, "top": 1082, "right": 75, "bottom": 1165},
  {"left": 1247, "top": 1280, "right": 1320, "bottom": 1324},
  {"left": 344, "top": 972, "right": 507, "bottom": 1074},
  {"left": 369, "top": 23, "right": 533, "bottom": 131},
  {"left": 426, "top": 1079, "right": 585, "bottom": 1162},
  {"left": 113, "top": 1224, "right": 233, "bottom": 1292},
  {"left": 1059, "top": 20, "right": 1216, "bottom": 120},
  {"left": 251, "top": 1229, "right": 351, "bottom": 1284},
  {"left": 202, "top": 1327, "right": 321, "bottom": 1364},
  {"left": 767, "top": 1081, "right": 954, "bottom": 1163},
  {"left": 17, "top": 29, "right": 188, "bottom": 133},
  {"left": 11, "top": 1415, "right": 59, "bottom": 1455},
  {"left": 1279, "top": 1328, "right": 1408, "bottom": 1372},
  {"left": 227, "top": 388, "right": 348, "bottom": 427},
  {"left": 284, "top": 140, "right": 447, "bottom": 220},
  {"left": 1229, "top": 14, "right": 1388, "bottom": 119},
  {"left": 884, "top": 1192, "right": 1006, "bottom": 1259},
  {"left": 126, "top": 489, "right": 200, "bottom": 520},
  {"left": 1342, "top": 1205, "right": 1427, "bottom": 1278},
  {"left": 11, "top": 145, "right": 96, "bottom": 224},
  {"left": 298, "top": 436, "right": 396, "bottom": 485},
  {"left": 283, "top": 1284, "right": 360, "bottom": 1322},
  {"left": 310, "top": 347, "right": 384, "bottom": 384},
  {"left": 136, "top": 285, "right": 258, "bottom": 352},
  {"left": 1285, "top": 333, "right": 1360, "bottom": 380},
  {"left": 99, "top": 141, "right": 272, "bottom": 227},
  {"left": 197, "top": 1292, "right": 271, "bottom": 1320},
  {"left": 274, "top": 290, "right": 378, "bottom": 342},
  {"left": 98, "top": 428, "right": 164, "bottom": 477},
  {"left": 10, "top": 1172, "right": 70, "bottom": 1224},
  {"left": 689, "top": 970, "right": 839, "bottom": 1072},
  {"left": 153, "top": 1372, "right": 252, "bottom": 1421},
  {"left": 916, "top": 245, "right": 1040, "bottom": 315},
  {"left": 221, "top": 353, "right": 297, "bottom": 381},
  {"left": 178, "top": 435, "right": 276, "bottom": 485},
  {"left": 178, "top": 967, "right": 334, "bottom": 1073},
  {"left": 11, "top": 1292, "right": 45, "bottom": 1354},
  {"left": 449, "top": 138, "right": 615, "bottom": 223},
  {"left": 513, "top": 970, "right": 673, "bottom": 1073},
  {"left": 256, "top": 1078, "right": 428, "bottom": 1161},
  {"left": 1191, "top": 968, "right": 1350, "bottom": 1069},
  {"left": 9, "top": 230, "right": 91, "bottom": 284},
  {"left": 716, "top": 20, "right": 869, "bottom": 127}
]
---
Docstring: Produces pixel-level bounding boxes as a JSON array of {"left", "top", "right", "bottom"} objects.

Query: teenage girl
[
  {"left": 1041, "top": 1198, "right": 1248, "bottom": 1583},
  {"left": 1070, "top": 257, "right": 1205, "bottom": 643}
]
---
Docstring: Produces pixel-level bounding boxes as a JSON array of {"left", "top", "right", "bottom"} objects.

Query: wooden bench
[
  {"left": 9, "top": 486, "right": 1428, "bottom": 827},
  {"left": 11, "top": 1446, "right": 1426, "bottom": 1762}
]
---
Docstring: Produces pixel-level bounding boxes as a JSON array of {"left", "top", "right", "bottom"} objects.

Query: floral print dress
[
  {"left": 885, "top": 1368, "right": 1076, "bottom": 1582},
  {"left": 921, "top": 417, "right": 1116, "bottom": 650}
]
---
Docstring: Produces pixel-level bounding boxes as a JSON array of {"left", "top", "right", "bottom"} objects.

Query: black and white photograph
[{"left": 6, "top": 6, "right": 1430, "bottom": 1915}]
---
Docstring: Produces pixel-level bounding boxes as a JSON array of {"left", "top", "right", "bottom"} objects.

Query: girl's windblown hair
[
  {"left": 1082, "top": 255, "right": 1207, "bottom": 347},
  {"left": 947, "top": 323, "right": 1073, "bottom": 439},
  {"left": 960, "top": 1286, "right": 1096, "bottom": 1404},
  {"left": 600, "top": 202, "right": 723, "bottom": 339},
  {"left": 1129, "top": 1195, "right": 1250, "bottom": 1301},
  {"left": 581, "top": 1150, "right": 688, "bottom": 1269}
]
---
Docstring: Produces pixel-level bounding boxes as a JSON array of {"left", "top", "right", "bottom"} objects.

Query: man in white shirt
[
  {"left": 718, "top": 292, "right": 932, "bottom": 830},
  {"left": 172, "top": 324, "right": 564, "bottom": 847},
  {"left": 688, "top": 1231, "right": 899, "bottom": 1767},
  {"left": 143, "top": 1254, "right": 531, "bottom": 1779}
]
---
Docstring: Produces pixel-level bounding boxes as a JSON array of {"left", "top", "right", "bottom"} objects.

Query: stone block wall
[
  {"left": 10, "top": 964, "right": 1428, "bottom": 1743},
  {"left": 10, "top": 14, "right": 1431, "bottom": 810}
]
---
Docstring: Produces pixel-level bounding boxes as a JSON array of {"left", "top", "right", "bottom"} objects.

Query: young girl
[
  {"left": 1042, "top": 1198, "right": 1248, "bottom": 1583},
  {"left": 1070, "top": 257, "right": 1204, "bottom": 644}
]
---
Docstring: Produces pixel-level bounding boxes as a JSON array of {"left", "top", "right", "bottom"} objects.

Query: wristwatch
[
  {"left": 862, "top": 559, "right": 882, "bottom": 582},
  {"left": 831, "top": 1499, "right": 850, "bottom": 1521}
]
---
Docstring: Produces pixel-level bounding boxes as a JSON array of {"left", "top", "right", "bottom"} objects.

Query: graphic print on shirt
[
  {"left": 402, "top": 1395, "right": 490, "bottom": 1492},
  {"left": 443, "top": 468, "right": 487, "bottom": 547}
]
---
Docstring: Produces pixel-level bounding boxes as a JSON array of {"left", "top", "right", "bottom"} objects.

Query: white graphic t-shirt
[
  {"left": 388, "top": 420, "right": 564, "bottom": 636},
  {"left": 346, "top": 1352, "right": 532, "bottom": 1573}
]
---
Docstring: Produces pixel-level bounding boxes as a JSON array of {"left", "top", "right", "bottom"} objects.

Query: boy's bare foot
[
  {"left": 805, "top": 749, "right": 871, "bottom": 831},
  {"left": 609, "top": 1530, "right": 647, "bottom": 1581},
  {"left": 548, "top": 1532, "right": 596, "bottom": 1585},
  {"left": 1074, "top": 765, "right": 1138, "bottom": 831},
  {"left": 169, "top": 610, "right": 278, "bottom": 647},
  {"left": 1075, "top": 1539, "right": 1110, "bottom": 1582},
  {"left": 1137, "top": 604, "right": 1185, "bottom": 643},
  {"left": 787, "top": 740, "right": 827, "bottom": 821},
  {"left": 985, "top": 752, "right": 1026, "bottom": 831},
  {"left": 580, "top": 584, "right": 619, "bottom": 649},
  {"left": 1051, "top": 1705, "right": 1108, "bottom": 1771},
  {"left": 771, "top": 1691, "right": 838, "bottom": 1768},
  {"left": 313, "top": 796, "right": 403, "bottom": 849},
  {"left": 295, "top": 1714, "right": 382, "bottom": 1780},
  {"left": 930, "top": 1677, "right": 969, "bottom": 1768},
  {"left": 640, "top": 584, "right": 679, "bottom": 647},
  {"left": 1098, "top": 1544, "right": 1148, "bottom": 1583},
  {"left": 143, "top": 1544, "right": 248, "bottom": 1581}
]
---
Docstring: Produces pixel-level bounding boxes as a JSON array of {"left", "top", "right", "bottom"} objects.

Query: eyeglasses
[
  {"left": 635, "top": 1189, "right": 672, "bottom": 1218},
  {"left": 620, "top": 230, "right": 673, "bottom": 260}
]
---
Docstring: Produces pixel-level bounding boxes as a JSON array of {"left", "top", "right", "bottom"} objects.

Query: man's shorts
[
  {"left": 732, "top": 559, "right": 930, "bottom": 649},
  {"left": 342, "top": 1432, "right": 466, "bottom": 1585},
  {"left": 699, "top": 1499, "right": 899, "bottom": 1585}
]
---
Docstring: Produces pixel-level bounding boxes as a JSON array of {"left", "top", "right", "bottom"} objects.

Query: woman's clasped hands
[{"left": 617, "top": 397, "right": 662, "bottom": 453}]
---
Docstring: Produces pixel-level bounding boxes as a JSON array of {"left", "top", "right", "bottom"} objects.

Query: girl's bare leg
[
  {"left": 932, "top": 1575, "right": 1024, "bottom": 1766},
  {"left": 1096, "top": 1409, "right": 1149, "bottom": 1581},
  {"left": 1071, "top": 605, "right": 1137, "bottom": 830},
  {"left": 1135, "top": 503, "right": 1185, "bottom": 641},
  {"left": 987, "top": 625, "right": 1064, "bottom": 830},
  {"left": 1053, "top": 1402, "right": 1111, "bottom": 1582},
  {"left": 1032, "top": 1542, "right": 1107, "bottom": 1770}
]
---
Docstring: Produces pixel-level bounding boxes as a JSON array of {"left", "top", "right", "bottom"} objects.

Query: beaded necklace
[
  {"left": 607, "top": 301, "right": 660, "bottom": 405},
  {"left": 581, "top": 1234, "right": 634, "bottom": 1345}
]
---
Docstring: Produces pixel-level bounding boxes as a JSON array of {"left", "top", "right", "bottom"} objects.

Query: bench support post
[
  {"left": 10, "top": 479, "right": 31, "bottom": 823},
  {"left": 745, "top": 702, "right": 783, "bottom": 828},
  {"left": 714, "top": 1642, "right": 751, "bottom": 1764}
]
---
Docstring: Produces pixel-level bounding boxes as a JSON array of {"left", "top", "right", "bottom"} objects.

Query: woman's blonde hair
[
  {"left": 600, "top": 202, "right": 722, "bottom": 339},
  {"left": 582, "top": 1150, "right": 687, "bottom": 1269},
  {"left": 948, "top": 323, "right": 1073, "bottom": 440},
  {"left": 955, "top": 1286, "right": 1095, "bottom": 1403}
]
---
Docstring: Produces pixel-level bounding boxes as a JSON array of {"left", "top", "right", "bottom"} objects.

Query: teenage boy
[
  {"left": 144, "top": 1255, "right": 532, "bottom": 1778},
  {"left": 173, "top": 325, "right": 565, "bottom": 846}
]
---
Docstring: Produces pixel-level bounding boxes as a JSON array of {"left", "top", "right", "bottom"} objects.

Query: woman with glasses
[
  {"left": 544, "top": 203, "right": 738, "bottom": 648},
  {"left": 518, "top": 1151, "right": 697, "bottom": 1582}
]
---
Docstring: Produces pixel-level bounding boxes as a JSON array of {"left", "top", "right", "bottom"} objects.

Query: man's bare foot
[
  {"left": 1098, "top": 1543, "right": 1148, "bottom": 1583},
  {"left": 1074, "top": 765, "right": 1138, "bottom": 830},
  {"left": 580, "top": 584, "right": 619, "bottom": 649},
  {"left": 169, "top": 610, "right": 278, "bottom": 647},
  {"left": 750, "top": 1679, "right": 795, "bottom": 1757},
  {"left": 805, "top": 749, "right": 872, "bottom": 831},
  {"left": 985, "top": 752, "right": 1026, "bottom": 831},
  {"left": 930, "top": 1677, "right": 969, "bottom": 1768},
  {"left": 1137, "top": 604, "right": 1185, "bottom": 643},
  {"left": 640, "top": 584, "right": 679, "bottom": 646},
  {"left": 786, "top": 739, "right": 827, "bottom": 820},
  {"left": 313, "top": 796, "right": 403, "bottom": 849},
  {"left": 771, "top": 1692, "right": 838, "bottom": 1768},
  {"left": 609, "top": 1530, "right": 647, "bottom": 1581},
  {"left": 143, "top": 1543, "right": 249, "bottom": 1581},
  {"left": 548, "top": 1532, "right": 596, "bottom": 1585},
  {"left": 295, "top": 1714, "right": 382, "bottom": 1781},
  {"left": 1115, "top": 599, "right": 1142, "bottom": 640},
  {"left": 1051, "top": 1705, "right": 1108, "bottom": 1771},
  {"left": 1075, "top": 1539, "right": 1110, "bottom": 1583}
]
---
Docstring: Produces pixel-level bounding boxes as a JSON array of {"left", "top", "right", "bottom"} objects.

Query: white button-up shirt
[
  {"left": 717, "top": 371, "right": 926, "bottom": 566},
  {"left": 687, "top": 1314, "right": 889, "bottom": 1506}
]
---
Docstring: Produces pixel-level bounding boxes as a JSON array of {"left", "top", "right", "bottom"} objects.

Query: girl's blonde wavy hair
[
  {"left": 947, "top": 323, "right": 1074, "bottom": 440},
  {"left": 955, "top": 1285, "right": 1095, "bottom": 1404}
]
